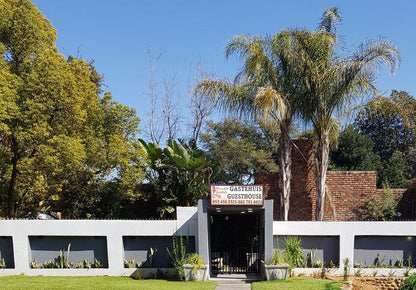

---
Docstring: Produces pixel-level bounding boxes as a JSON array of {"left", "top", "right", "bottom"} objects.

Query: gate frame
[
  {"left": 209, "top": 212, "right": 261, "bottom": 274},
  {"left": 196, "top": 199, "right": 273, "bottom": 276}
]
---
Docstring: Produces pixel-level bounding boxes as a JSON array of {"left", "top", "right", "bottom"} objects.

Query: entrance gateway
[{"left": 196, "top": 185, "right": 274, "bottom": 276}]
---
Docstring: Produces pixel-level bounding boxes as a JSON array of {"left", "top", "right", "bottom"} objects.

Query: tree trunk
[
  {"left": 7, "top": 138, "right": 19, "bottom": 218},
  {"left": 316, "top": 133, "right": 330, "bottom": 221},
  {"left": 278, "top": 131, "right": 292, "bottom": 221}
]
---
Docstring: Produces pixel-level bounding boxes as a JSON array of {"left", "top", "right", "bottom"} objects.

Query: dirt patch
[{"left": 328, "top": 276, "right": 406, "bottom": 290}]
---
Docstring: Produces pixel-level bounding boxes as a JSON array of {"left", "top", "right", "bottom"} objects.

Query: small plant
[
  {"left": 372, "top": 269, "right": 378, "bottom": 277},
  {"left": 124, "top": 258, "right": 136, "bottom": 268},
  {"left": 146, "top": 247, "right": 156, "bottom": 268},
  {"left": 93, "top": 258, "right": 102, "bottom": 268},
  {"left": 167, "top": 234, "right": 189, "bottom": 280},
  {"left": 302, "top": 255, "right": 308, "bottom": 268},
  {"left": 343, "top": 258, "right": 350, "bottom": 281},
  {"left": 76, "top": 261, "right": 83, "bottom": 269},
  {"left": 315, "top": 259, "right": 324, "bottom": 269},
  {"left": 84, "top": 259, "right": 91, "bottom": 269},
  {"left": 354, "top": 268, "right": 362, "bottom": 277},
  {"left": 266, "top": 248, "right": 286, "bottom": 265},
  {"left": 406, "top": 253, "right": 413, "bottom": 268},
  {"left": 388, "top": 269, "right": 396, "bottom": 277},
  {"left": 184, "top": 253, "right": 205, "bottom": 273},
  {"left": 375, "top": 253, "right": 385, "bottom": 268},
  {"left": 267, "top": 237, "right": 288, "bottom": 265},
  {"left": 400, "top": 273, "right": 416, "bottom": 290},
  {"left": 283, "top": 236, "right": 304, "bottom": 268},
  {"left": 308, "top": 249, "right": 317, "bottom": 268},
  {"left": 396, "top": 256, "right": 404, "bottom": 268},
  {"left": 30, "top": 259, "right": 40, "bottom": 269},
  {"left": 41, "top": 260, "right": 57, "bottom": 268},
  {"left": 0, "top": 258, "right": 6, "bottom": 269},
  {"left": 141, "top": 247, "right": 157, "bottom": 268},
  {"left": 404, "top": 267, "right": 411, "bottom": 277},
  {"left": 57, "top": 243, "right": 72, "bottom": 268},
  {"left": 329, "top": 260, "right": 337, "bottom": 268}
]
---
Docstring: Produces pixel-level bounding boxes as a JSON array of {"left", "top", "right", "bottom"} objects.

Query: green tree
[
  {"left": 379, "top": 151, "right": 408, "bottom": 188},
  {"left": 139, "top": 139, "right": 212, "bottom": 217},
  {"left": 292, "top": 7, "right": 399, "bottom": 220},
  {"left": 330, "top": 125, "right": 381, "bottom": 172},
  {"left": 196, "top": 28, "right": 309, "bottom": 220},
  {"left": 0, "top": 0, "right": 145, "bottom": 217},
  {"left": 201, "top": 119, "right": 277, "bottom": 184},
  {"left": 355, "top": 91, "right": 416, "bottom": 181}
]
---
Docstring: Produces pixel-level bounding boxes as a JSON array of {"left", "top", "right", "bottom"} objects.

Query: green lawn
[
  {"left": 252, "top": 278, "right": 342, "bottom": 290},
  {"left": 0, "top": 276, "right": 217, "bottom": 290},
  {"left": 0, "top": 276, "right": 343, "bottom": 290}
]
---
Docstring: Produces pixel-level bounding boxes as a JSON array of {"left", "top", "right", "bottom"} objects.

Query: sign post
[{"left": 210, "top": 185, "right": 264, "bottom": 206}]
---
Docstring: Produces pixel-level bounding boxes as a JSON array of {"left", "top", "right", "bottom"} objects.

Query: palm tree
[
  {"left": 195, "top": 32, "right": 304, "bottom": 221},
  {"left": 292, "top": 8, "right": 400, "bottom": 220}
]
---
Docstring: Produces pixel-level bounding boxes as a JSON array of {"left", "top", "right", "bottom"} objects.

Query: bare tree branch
[
  {"left": 189, "top": 64, "right": 213, "bottom": 143},
  {"left": 162, "top": 74, "right": 181, "bottom": 140},
  {"left": 144, "top": 47, "right": 164, "bottom": 144}
]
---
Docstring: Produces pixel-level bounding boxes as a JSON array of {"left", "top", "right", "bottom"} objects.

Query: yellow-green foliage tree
[{"left": 0, "top": 0, "right": 146, "bottom": 218}]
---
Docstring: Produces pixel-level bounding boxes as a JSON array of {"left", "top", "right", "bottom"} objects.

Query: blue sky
[{"left": 32, "top": 0, "right": 416, "bottom": 137}]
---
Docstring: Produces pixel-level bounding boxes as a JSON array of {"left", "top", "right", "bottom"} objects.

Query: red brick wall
[
  {"left": 325, "top": 171, "right": 378, "bottom": 220},
  {"left": 325, "top": 172, "right": 412, "bottom": 221},
  {"left": 326, "top": 171, "right": 376, "bottom": 221},
  {"left": 256, "top": 172, "right": 279, "bottom": 220},
  {"left": 257, "top": 140, "right": 315, "bottom": 221},
  {"left": 257, "top": 140, "right": 413, "bottom": 221}
]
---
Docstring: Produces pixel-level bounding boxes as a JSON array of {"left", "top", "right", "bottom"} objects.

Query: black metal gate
[{"left": 210, "top": 213, "right": 260, "bottom": 274}]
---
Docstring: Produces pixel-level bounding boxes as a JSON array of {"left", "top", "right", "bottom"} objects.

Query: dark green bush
[{"left": 399, "top": 274, "right": 416, "bottom": 290}]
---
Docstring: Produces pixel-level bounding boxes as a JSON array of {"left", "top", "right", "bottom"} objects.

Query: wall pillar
[
  {"left": 197, "top": 200, "right": 210, "bottom": 268},
  {"left": 106, "top": 233, "right": 124, "bottom": 275},
  {"left": 13, "top": 232, "right": 30, "bottom": 273},
  {"left": 339, "top": 233, "right": 354, "bottom": 274},
  {"left": 264, "top": 199, "right": 274, "bottom": 260}
]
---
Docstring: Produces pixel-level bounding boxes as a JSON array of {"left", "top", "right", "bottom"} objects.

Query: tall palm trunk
[
  {"left": 316, "top": 133, "right": 330, "bottom": 221},
  {"left": 278, "top": 123, "right": 292, "bottom": 221}
]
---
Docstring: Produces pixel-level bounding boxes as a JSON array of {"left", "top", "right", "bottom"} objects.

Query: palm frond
[
  {"left": 194, "top": 78, "right": 255, "bottom": 118},
  {"left": 351, "top": 37, "right": 400, "bottom": 74},
  {"left": 225, "top": 34, "right": 264, "bottom": 60},
  {"left": 328, "top": 118, "right": 340, "bottom": 149},
  {"left": 319, "top": 7, "right": 341, "bottom": 37},
  {"left": 254, "top": 86, "right": 288, "bottom": 125}
]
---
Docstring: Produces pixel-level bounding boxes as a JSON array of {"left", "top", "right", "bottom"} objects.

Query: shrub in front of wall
[
  {"left": 284, "top": 236, "right": 304, "bottom": 267},
  {"left": 399, "top": 274, "right": 416, "bottom": 290}
]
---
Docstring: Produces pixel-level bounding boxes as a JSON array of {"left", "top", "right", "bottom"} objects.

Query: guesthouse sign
[{"left": 210, "top": 185, "right": 264, "bottom": 206}]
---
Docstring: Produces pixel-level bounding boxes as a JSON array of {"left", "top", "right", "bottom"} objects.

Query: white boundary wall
[
  {"left": 2, "top": 209, "right": 416, "bottom": 276},
  {"left": 274, "top": 221, "right": 416, "bottom": 275},
  {"left": 0, "top": 207, "right": 197, "bottom": 276}
]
